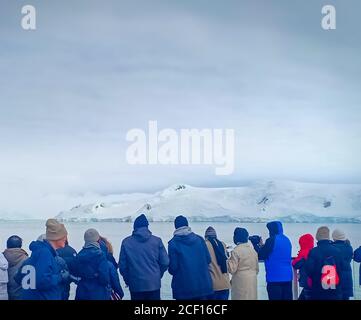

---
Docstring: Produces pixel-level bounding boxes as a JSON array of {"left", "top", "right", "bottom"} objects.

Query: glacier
[{"left": 55, "top": 180, "right": 361, "bottom": 223}]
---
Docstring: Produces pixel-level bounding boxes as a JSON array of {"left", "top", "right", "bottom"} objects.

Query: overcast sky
[{"left": 0, "top": 0, "right": 360, "bottom": 217}]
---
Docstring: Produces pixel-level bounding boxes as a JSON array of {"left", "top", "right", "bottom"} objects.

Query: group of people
[
  {"left": 0, "top": 215, "right": 360, "bottom": 300},
  {"left": 291, "top": 227, "right": 359, "bottom": 300},
  {"left": 0, "top": 219, "right": 124, "bottom": 301}
]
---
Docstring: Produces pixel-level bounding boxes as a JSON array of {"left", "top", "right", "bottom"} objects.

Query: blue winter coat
[
  {"left": 97, "top": 242, "right": 124, "bottom": 298},
  {"left": 16, "top": 240, "right": 62, "bottom": 300},
  {"left": 168, "top": 231, "right": 213, "bottom": 300},
  {"left": 108, "top": 261, "right": 124, "bottom": 299},
  {"left": 293, "top": 258, "right": 310, "bottom": 289},
  {"left": 258, "top": 221, "right": 293, "bottom": 283},
  {"left": 99, "top": 240, "right": 118, "bottom": 270},
  {"left": 305, "top": 240, "right": 343, "bottom": 300},
  {"left": 54, "top": 255, "right": 71, "bottom": 300},
  {"left": 57, "top": 244, "right": 77, "bottom": 300},
  {"left": 333, "top": 240, "right": 353, "bottom": 298},
  {"left": 119, "top": 227, "right": 169, "bottom": 293},
  {"left": 57, "top": 244, "right": 77, "bottom": 274},
  {"left": 353, "top": 246, "right": 361, "bottom": 286},
  {"left": 74, "top": 246, "right": 110, "bottom": 300}
]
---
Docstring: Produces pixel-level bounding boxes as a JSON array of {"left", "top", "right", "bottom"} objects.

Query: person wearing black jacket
[
  {"left": 305, "top": 226, "right": 344, "bottom": 300},
  {"left": 57, "top": 239, "right": 78, "bottom": 300}
]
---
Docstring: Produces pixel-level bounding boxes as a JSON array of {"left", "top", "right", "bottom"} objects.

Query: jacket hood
[
  {"left": 132, "top": 227, "right": 152, "bottom": 242},
  {"left": 173, "top": 230, "right": 199, "bottom": 246},
  {"left": 29, "top": 240, "right": 56, "bottom": 256},
  {"left": 299, "top": 234, "right": 314, "bottom": 250},
  {"left": 77, "top": 246, "right": 104, "bottom": 263},
  {"left": 267, "top": 221, "right": 283, "bottom": 236},
  {"left": 3, "top": 248, "right": 28, "bottom": 267}
]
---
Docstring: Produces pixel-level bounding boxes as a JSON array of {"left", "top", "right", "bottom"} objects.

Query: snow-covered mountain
[{"left": 56, "top": 181, "right": 361, "bottom": 223}]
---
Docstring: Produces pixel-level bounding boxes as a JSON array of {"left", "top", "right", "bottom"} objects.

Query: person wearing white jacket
[
  {"left": 0, "top": 252, "right": 9, "bottom": 300},
  {"left": 228, "top": 227, "right": 259, "bottom": 300}
]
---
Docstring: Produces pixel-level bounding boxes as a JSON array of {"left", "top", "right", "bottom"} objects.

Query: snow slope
[{"left": 56, "top": 181, "right": 361, "bottom": 223}]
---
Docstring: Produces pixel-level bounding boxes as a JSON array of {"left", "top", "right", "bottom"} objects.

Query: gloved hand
[
  {"left": 60, "top": 269, "right": 70, "bottom": 283},
  {"left": 69, "top": 274, "right": 80, "bottom": 284},
  {"left": 249, "top": 235, "right": 261, "bottom": 246}
]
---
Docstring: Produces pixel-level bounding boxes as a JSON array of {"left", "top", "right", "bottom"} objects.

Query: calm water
[{"left": 0, "top": 221, "right": 360, "bottom": 300}]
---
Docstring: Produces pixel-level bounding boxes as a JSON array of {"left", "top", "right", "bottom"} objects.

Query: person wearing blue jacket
[
  {"left": 56, "top": 239, "right": 77, "bottom": 300},
  {"left": 57, "top": 240, "right": 77, "bottom": 274},
  {"left": 168, "top": 215, "right": 213, "bottom": 300},
  {"left": 305, "top": 226, "right": 343, "bottom": 300},
  {"left": 15, "top": 219, "right": 69, "bottom": 300},
  {"left": 257, "top": 221, "right": 293, "bottom": 300},
  {"left": 354, "top": 246, "right": 361, "bottom": 286},
  {"left": 119, "top": 214, "right": 169, "bottom": 300},
  {"left": 74, "top": 229, "right": 111, "bottom": 300},
  {"left": 332, "top": 229, "right": 353, "bottom": 300},
  {"left": 108, "top": 260, "right": 124, "bottom": 300},
  {"left": 98, "top": 235, "right": 124, "bottom": 300},
  {"left": 99, "top": 236, "right": 118, "bottom": 270}
]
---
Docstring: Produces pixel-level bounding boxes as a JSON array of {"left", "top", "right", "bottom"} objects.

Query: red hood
[
  {"left": 293, "top": 233, "right": 314, "bottom": 266},
  {"left": 299, "top": 233, "right": 314, "bottom": 250}
]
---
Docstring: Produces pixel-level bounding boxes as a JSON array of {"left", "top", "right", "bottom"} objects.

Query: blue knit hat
[
  {"left": 6, "top": 235, "right": 22, "bottom": 249},
  {"left": 174, "top": 215, "right": 188, "bottom": 229},
  {"left": 233, "top": 227, "right": 249, "bottom": 245},
  {"left": 133, "top": 214, "right": 149, "bottom": 230}
]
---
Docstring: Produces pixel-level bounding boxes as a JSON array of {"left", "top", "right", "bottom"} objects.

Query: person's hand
[
  {"left": 259, "top": 237, "right": 264, "bottom": 246},
  {"left": 69, "top": 274, "right": 80, "bottom": 284}
]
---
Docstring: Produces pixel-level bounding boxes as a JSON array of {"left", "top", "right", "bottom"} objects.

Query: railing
[{"left": 256, "top": 262, "right": 297, "bottom": 300}]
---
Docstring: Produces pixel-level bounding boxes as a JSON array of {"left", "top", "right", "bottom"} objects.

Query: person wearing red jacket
[{"left": 292, "top": 234, "right": 314, "bottom": 300}]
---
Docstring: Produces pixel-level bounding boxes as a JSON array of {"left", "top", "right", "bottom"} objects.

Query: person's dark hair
[
  {"left": 233, "top": 227, "right": 249, "bottom": 245},
  {"left": 7, "top": 235, "right": 23, "bottom": 249}
]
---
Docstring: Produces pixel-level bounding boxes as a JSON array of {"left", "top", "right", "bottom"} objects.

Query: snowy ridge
[{"left": 55, "top": 181, "right": 361, "bottom": 223}]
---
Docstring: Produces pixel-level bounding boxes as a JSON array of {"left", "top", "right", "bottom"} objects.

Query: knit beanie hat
[
  {"left": 205, "top": 226, "right": 217, "bottom": 239},
  {"left": 6, "top": 235, "right": 23, "bottom": 249},
  {"left": 133, "top": 214, "right": 149, "bottom": 230},
  {"left": 46, "top": 219, "right": 68, "bottom": 241},
  {"left": 233, "top": 227, "right": 249, "bottom": 245},
  {"left": 84, "top": 228, "right": 100, "bottom": 243},
  {"left": 316, "top": 226, "right": 330, "bottom": 241},
  {"left": 174, "top": 215, "right": 188, "bottom": 229},
  {"left": 332, "top": 229, "right": 346, "bottom": 241}
]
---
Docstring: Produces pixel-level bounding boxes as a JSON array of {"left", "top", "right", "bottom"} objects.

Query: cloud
[{"left": 0, "top": 0, "right": 360, "bottom": 217}]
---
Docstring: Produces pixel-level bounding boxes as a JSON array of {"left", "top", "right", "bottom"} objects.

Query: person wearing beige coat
[
  {"left": 227, "top": 227, "right": 259, "bottom": 300},
  {"left": 204, "top": 227, "right": 231, "bottom": 300}
]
